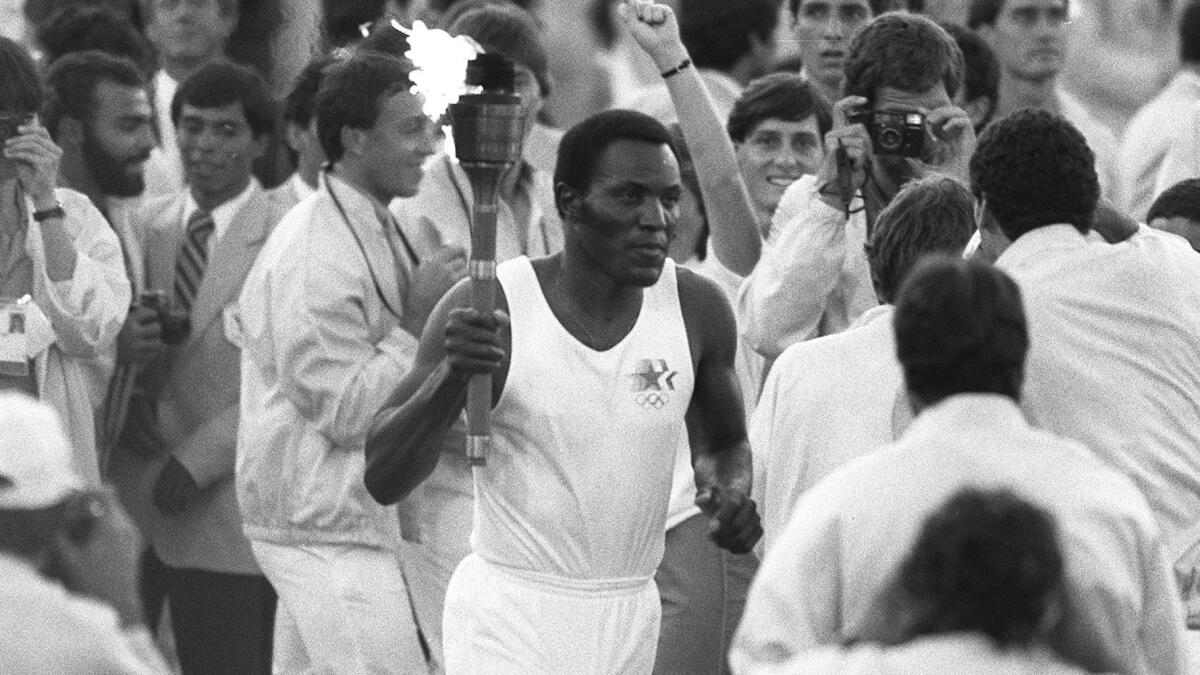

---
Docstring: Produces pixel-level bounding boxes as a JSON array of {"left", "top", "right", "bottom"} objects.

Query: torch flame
[{"left": 393, "top": 19, "right": 483, "bottom": 120}]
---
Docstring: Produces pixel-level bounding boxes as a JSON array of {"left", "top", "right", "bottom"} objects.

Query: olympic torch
[{"left": 448, "top": 53, "right": 525, "bottom": 466}]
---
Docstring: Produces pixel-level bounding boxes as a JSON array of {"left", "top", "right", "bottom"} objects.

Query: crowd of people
[{"left": 2, "top": 0, "right": 1200, "bottom": 673}]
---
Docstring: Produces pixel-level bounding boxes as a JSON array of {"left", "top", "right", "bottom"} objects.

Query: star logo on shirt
[{"left": 628, "top": 358, "right": 676, "bottom": 408}]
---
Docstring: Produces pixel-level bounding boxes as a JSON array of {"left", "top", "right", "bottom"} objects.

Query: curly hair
[
  {"left": 843, "top": 12, "right": 963, "bottom": 104},
  {"left": 727, "top": 73, "right": 832, "bottom": 144},
  {"left": 900, "top": 487, "right": 1064, "bottom": 648},
  {"left": 1148, "top": 178, "right": 1200, "bottom": 226},
  {"left": 894, "top": 256, "right": 1028, "bottom": 404},
  {"left": 554, "top": 109, "right": 675, "bottom": 217},
  {"left": 868, "top": 176, "right": 976, "bottom": 304},
  {"left": 42, "top": 50, "right": 146, "bottom": 138},
  {"left": 970, "top": 108, "right": 1099, "bottom": 240}
]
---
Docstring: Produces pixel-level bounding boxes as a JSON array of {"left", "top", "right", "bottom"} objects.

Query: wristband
[
  {"left": 32, "top": 204, "right": 65, "bottom": 222},
  {"left": 660, "top": 58, "right": 692, "bottom": 79}
]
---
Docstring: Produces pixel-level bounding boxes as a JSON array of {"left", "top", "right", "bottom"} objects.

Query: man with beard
[
  {"left": 42, "top": 50, "right": 159, "bottom": 467},
  {"left": 739, "top": 12, "right": 973, "bottom": 360},
  {"left": 107, "top": 60, "right": 289, "bottom": 674}
]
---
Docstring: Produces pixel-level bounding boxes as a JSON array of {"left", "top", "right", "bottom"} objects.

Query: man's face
[
  {"left": 177, "top": 101, "right": 263, "bottom": 205},
  {"left": 735, "top": 116, "right": 823, "bottom": 217},
  {"left": 1150, "top": 216, "right": 1200, "bottom": 252},
  {"left": 979, "top": 0, "right": 1069, "bottom": 83},
  {"left": 357, "top": 90, "right": 437, "bottom": 200},
  {"left": 570, "top": 140, "right": 682, "bottom": 288},
  {"left": 792, "top": 0, "right": 872, "bottom": 89},
  {"left": 82, "top": 81, "right": 156, "bottom": 197},
  {"left": 147, "top": 0, "right": 236, "bottom": 65}
]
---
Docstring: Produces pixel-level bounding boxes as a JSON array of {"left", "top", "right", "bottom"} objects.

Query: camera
[
  {"left": 140, "top": 290, "right": 191, "bottom": 345},
  {"left": 0, "top": 113, "right": 32, "bottom": 143},
  {"left": 849, "top": 109, "right": 926, "bottom": 158}
]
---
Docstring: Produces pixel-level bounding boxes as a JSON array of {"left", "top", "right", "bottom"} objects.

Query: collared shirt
[
  {"left": 288, "top": 172, "right": 317, "bottom": 202},
  {"left": 732, "top": 394, "right": 1191, "bottom": 675},
  {"left": 180, "top": 178, "right": 260, "bottom": 251},
  {"left": 749, "top": 303, "right": 900, "bottom": 555},
  {"left": 0, "top": 199, "right": 31, "bottom": 299},
  {"left": 0, "top": 552, "right": 170, "bottom": 674},
  {"left": 1118, "top": 70, "right": 1200, "bottom": 220},
  {"left": 995, "top": 224, "right": 1200, "bottom": 561}
]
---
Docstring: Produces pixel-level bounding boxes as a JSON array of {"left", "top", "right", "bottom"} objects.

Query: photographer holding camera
[
  {"left": 0, "top": 393, "right": 170, "bottom": 674},
  {"left": 738, "top": 12, "right": 972, "bottom": 360}
]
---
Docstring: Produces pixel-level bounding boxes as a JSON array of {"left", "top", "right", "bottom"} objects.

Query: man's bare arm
[
  {"left": 364, "top": 280, "right": 508, "bottom": 504},
  {"left": 679, "top": 268, "right": 762, "bottom": 553}
]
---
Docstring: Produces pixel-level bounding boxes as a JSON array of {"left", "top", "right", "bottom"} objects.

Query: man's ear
[
  {"left": 340, "top": 126, "right": 366, "bottom": 159},
  {"left": 555, "top": 182, "right": 582, "bottom": 222}
]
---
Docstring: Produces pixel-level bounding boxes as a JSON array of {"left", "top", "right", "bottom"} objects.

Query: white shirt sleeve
[{"left": 737, "top": 176, "right": 859, "bottom": 359}]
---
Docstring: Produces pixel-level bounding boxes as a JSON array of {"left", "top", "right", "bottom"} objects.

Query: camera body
[
  {"left": 850, "top": 108, "right": 926, "bottom": 158},
  {"left": 140, "top": 290, "right": 191, "bottom": 345},
  {"left": 0, "top": 113, "right": 32, "bottom": 144}
]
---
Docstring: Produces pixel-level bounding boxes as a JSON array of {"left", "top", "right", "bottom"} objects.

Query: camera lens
[{"left": 878, "top": 127, "right": 903, "bottom": 151}]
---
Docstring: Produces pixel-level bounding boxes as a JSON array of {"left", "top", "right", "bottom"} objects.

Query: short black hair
[
  {"left": 894, "top": 256, "right": 1028, "bottom": 405},
  {"left": 900, "top": 487, "right": 1063, "bottom": 648},
  {"left": 941, "top": 22, "right": 1000, "bottom": 131},
  {"left": 0, "top": 37, "right": 44, "bottom": 116},
  {"left": 171, "top": 59, "right": 275, "bottom": 138},
  {"left": 679, "top": 0, "right": 778, "bottom": 73},
  {"left": 1148, "top": 178, "right": 1200, "bottom": 225},
  {"left": 36, "top": 5, "right": 156, "bottom": 77},
  {"left": 844, "top": 12, "right": 963, "bottom": 104},
  {"left": 449, "top": 2, "right": 551, "bottom": 96},
  {"left": 554, "top": 109, "right": 676, "bottom": 213},
  {"left": 42, "top": 50, "right": 146, "bottom": 140},
  {"left": 868, "top": 175, "right": 976, "bottom": 304},
  {"left": 316, "top": 52, "right": 413, "bottom": 164},
  {"left": 970, "top": 108, "right": 1099, "bottom": 240},
  {"left": 283, "top": 54, "right": 336, "bottom": 128},
  {"left": 1182, "top": 1, "right": 1200, "bottom": 64},
  {"left": 727, "top": 72, "right": 832, "bottom": 144},
  {"left": 967, "top": 0, "right": 1069, "bottom": 29}
]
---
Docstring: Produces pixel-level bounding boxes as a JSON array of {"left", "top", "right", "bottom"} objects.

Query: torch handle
[{"left": 465, "top": 194, "right": 500, "bottom": 467}]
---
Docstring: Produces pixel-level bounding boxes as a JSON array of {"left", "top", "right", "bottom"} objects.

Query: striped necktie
[{"left": 174, "top": 209, "right": 214, "bottom": 313}]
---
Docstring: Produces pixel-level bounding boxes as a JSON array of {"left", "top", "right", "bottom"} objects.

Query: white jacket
[{"left": 236, "top": 174, "right": 419, "bottom": 549}]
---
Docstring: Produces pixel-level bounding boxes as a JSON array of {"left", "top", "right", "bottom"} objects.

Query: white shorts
[
  {"left": 250, "top": 540, "right": 429, "bottom": 674},
  {"left": 443, "top": 554, "right": 660, "bottom": 674}
]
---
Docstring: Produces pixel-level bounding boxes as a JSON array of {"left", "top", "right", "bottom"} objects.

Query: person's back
[
  {"left": 975, "top": 109, "right": 1200, "bottom": 571},
  {"left": 1003, "top": 227, "right": 1200, "bottom": 549},
  {"left": 733, "top": 258, "right": 1190, "bottom": 675}
]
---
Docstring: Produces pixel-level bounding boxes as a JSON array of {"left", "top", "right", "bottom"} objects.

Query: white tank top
[{"left": 474, "top": 257, "right": 695, "bottom": 582}]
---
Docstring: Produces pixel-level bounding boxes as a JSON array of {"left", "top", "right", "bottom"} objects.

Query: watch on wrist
[{"left": 32, "top": 204, "right": 65, "bottom": 222}]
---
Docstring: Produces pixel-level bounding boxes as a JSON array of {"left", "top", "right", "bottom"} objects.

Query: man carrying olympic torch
[{"left": 364, "top": 8, "right": 763, "bottom": 670}]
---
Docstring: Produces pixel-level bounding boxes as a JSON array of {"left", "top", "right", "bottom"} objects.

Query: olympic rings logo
[{"left": 635, "top": 392, "right": 669, "bottom": 409}]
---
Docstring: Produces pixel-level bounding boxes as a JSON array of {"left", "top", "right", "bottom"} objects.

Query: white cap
[{"left": 0, "top": 393, "right": 83, "bottom": 509}]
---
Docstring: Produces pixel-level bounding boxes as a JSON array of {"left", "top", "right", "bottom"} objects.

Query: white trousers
[
  {"left": 443, "top": 554, "right": 661, "bottom": 674},
  {"left": 251, "top": 540, "right": 429, "bottom": 674}
]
